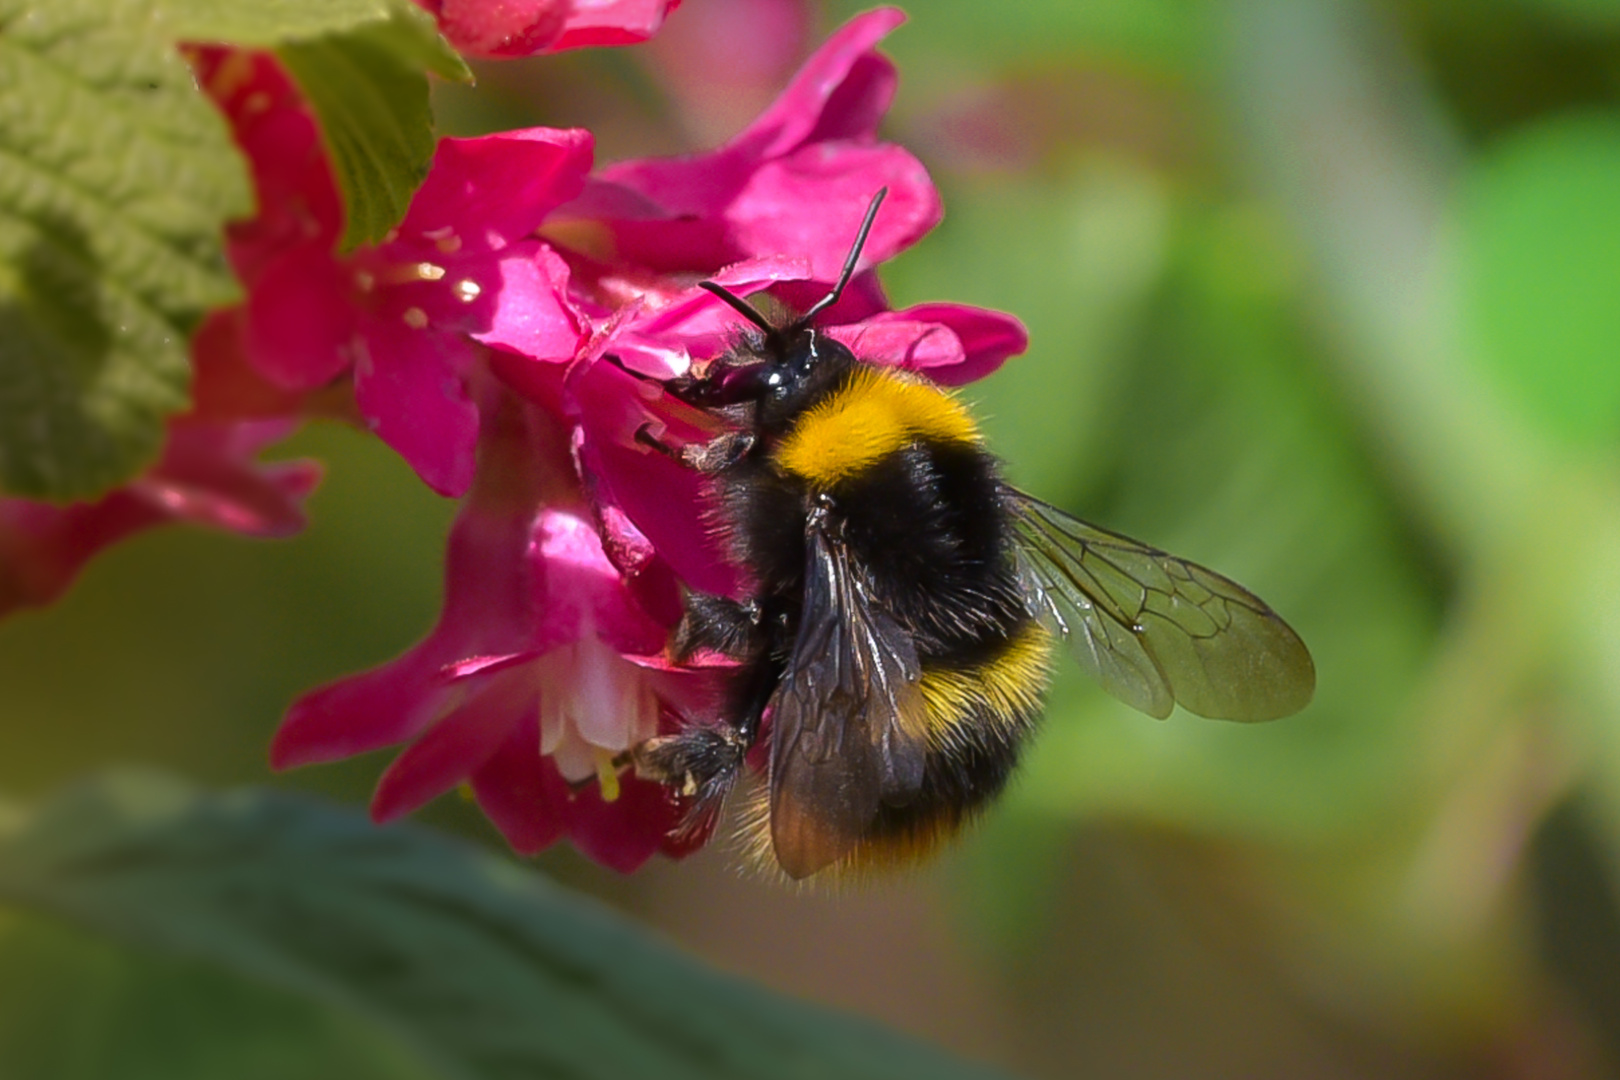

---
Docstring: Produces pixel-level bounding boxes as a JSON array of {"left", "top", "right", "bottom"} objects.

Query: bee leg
[
  {"left": 683, "top": 431, "right": 756, "bottom": 472},
  {"left": 631, "top": 653, "right": 782, "bottom": 835},
  {"left": 634, "top": 423, "right": 755, "bottom": 474},
  {"left": 672, "top": 593, "right": 766, "bottom": 660}
]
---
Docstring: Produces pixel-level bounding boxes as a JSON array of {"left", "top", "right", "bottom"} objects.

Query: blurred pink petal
[
  {"left": 730, "top": 5, "right": 903, "bottom": 156},
  {"left": 0, "top": 420, "right": 318, "bottom": 619},
  {"left": 641, "top": 0, "right": 811, "bottom": 145},
  {"left": 421, "top": 0, "right": 568, "bottom": 56},
  {"left": 418, "top": 0, "right": 681, "bottom": 57},
  {"left": 243, "top": 243, "right": 354, "bottom": 390},
  {"left": 557, "top": 8, "right": 935, "bottom": 282},
  {"left": 272, "top": 403, "right": 542, "bottom": 766},
  {"left": 824, "top": 305, "right": 1028, "bottom": 384},
  {"left": 371, "top": 667, "right": 532, "bottom": 822},
  {"left": 550, "top": 0, "right": 683, "bottom": 52},
  {"left": 353, "top": 318, "right": 482, "bottom": 498},
  {"left": 471, "top": 720, "right": 570, "bottom": 854}
]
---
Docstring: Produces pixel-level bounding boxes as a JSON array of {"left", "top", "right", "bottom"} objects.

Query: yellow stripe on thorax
[
  {"left": 774, "top": 367, "right": 981, "bottom": 487},
  {"left": 919, "top": 623, "right": 1054, "bottom": 746}
]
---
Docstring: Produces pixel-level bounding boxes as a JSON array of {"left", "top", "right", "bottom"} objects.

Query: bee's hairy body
[{"left": 681, "top": 351, "right": 1051, "bottom": 873}]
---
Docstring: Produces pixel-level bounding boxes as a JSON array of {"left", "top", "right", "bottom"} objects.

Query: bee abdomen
[
  {"left": 918, "top": 620, "right": 1053, "bottom": 752},
  {"left": 828, "top": 622, "right": 1054, "bottom": 874}
]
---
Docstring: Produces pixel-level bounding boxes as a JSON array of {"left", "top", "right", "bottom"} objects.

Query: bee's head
[
  {"left": 748, "top": 325, "right": 858, "bottom": 425},
  {"left": 694, "top": 187, "right": 886, "bottom": 413}
]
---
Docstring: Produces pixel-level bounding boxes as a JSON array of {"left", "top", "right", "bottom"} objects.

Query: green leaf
[
  {"left": 0, "top": 772, "right": 1013, "bottom": 1080},
  {"left": 161, "top": 0, "right": 398, "bottom": 45},
  {"left": 1458, "top": 112, "right": 1620, "bottom": 446},
  {"left": 276, "top": 4, "right": 471, "bottom": 250},
  {"left": 0, "top": 0, "right": 251, "bottom": 498},
  {"left": 0, "top": 912, "right": 434, "bottom": 1080}
]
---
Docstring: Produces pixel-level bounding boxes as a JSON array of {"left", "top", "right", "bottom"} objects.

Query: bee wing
[
  {"left": 768, "top": 520, "right": 929, "bottom": 879},
  {"left": 1006, "top": 489, "right": 1314, "bottom": 722}
]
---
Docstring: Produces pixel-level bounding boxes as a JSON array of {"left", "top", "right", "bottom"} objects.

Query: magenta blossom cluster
[
  {"left": 9, "top": 9, "right": 1029, "bottom": 871},
  {"left": 265, "top": 8, "right": 1027, "bottom": 870}
]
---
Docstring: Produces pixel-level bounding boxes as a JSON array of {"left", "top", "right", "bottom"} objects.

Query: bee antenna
[
  {"left": 695, "top": 187, "right": 888, "bottom": 343},
  {"left": 698, "top": 280, "right": 776, "bottom": 336},
  {"left": 789, "top": 187, "right": 887, "bottom": 333}
]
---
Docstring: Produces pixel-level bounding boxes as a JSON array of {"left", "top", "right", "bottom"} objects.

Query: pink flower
[
  {"left": 0, "top": 402, "right": 320, "bottom": 619},
  {"left": 554, "top": 7, "right": 937, "bottom": 301},
  {"left": 251, "top": 131, "right": 591, "bottom": 497},
  {"left": 271, "top": 389, "right": 721, "bottom": 871},
  {"left": 196, "top": 48, "right": 592, "bottom": 498},
  {"left": 416, "top": 0, "right": 682, "bottom": 58}
]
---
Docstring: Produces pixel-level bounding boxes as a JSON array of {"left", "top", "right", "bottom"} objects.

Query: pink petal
[
  {"left": 565, "top": 773, "right": 685, "bottom": 873},
  {"left": 423, "top": 0, "right": 568, "bottom": 57},
  {"left": 488, "top": 349, "right": 568, "bottom": 414},
  {"left": 470, "top": 718, "right": 570, "bottom": 855},
  {"left": 549, "top": 177, "right": 669, "bottom": 224},
  {"left": 641, "top": 0, "right": 810, "bottom": 105},
  {"left": 534, "top": 508, "right": 669, "bottom": 656},
  {"left": 0, "top": 495, "right": 165, "bottom": 616},
  {"left": 273, "top": 649, "right": 457, "bottom": 768},
  {"left": 372, "top": 669, "right": 532, "bottom": 822},
  {"left": 825, "top": 318, "right": 963, "bottom": 373},
  {"left": 470, "top": 243, "right": 586, "bottom": 361},
  {"left": 190, "top": 306, "right": 317, "bottom": 421},
  {"left": 244, "top": 242, "right": 354, "bottom": 389},
  {"left": 730, "top": 144, "right": 940, "bottom": 282},
  {"left": 0, "top": 417, "right": 319, "bottom": 618},
  {"left": 130, "top": 461, "right": 319, "bottom": 538},
  {"left": 635, "top": 255, "right": 810, "bottom": 337},
  {"left": 588, "top": 258, "right": 810, "bottom": 377},
  {"left": 196, "top": 50, "right": 343, "bottom": 284},
  {"left": 352, "top": 317, "right": 480, "bottom": 498},
  {"left": 825, "top": 305, "right": 1029, "bottom": 385},
  {"left": 771, "top": 267, "right": 888, "bottom": 325},
  {"left": 892, "top": 302, "right": 1029, "bottom": 385},
  {"left": 550, "top": 0, "right": 682, "bottom": 51},
  {"left": 443, "top": 652, "right": 539, "bottom": 680},
  {"left": 132, "top": 421, "right": 320, "bottom": 538},
  {"left": 400, "top": 129, "right": 595, "bottom": 253},
  {"left": 727, "top": 7, "right": 905, "bottom": 160}
]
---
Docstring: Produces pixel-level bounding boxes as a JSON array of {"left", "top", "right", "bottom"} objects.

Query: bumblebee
[{"left": 627, "top": 192, "right": 1315, "bottom": 880}]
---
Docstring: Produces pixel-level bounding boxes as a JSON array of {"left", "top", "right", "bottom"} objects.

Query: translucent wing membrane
[
  {"left": 1006, "top": 489, "right": 1314, "bottom": 722},
  {"left": 769, "top": 520, "right": 928, "bottom": 878}
]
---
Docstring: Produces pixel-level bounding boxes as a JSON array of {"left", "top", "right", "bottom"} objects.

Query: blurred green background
[{"left": 12, "top": 0, "right": 1620, "bottom": 1074}]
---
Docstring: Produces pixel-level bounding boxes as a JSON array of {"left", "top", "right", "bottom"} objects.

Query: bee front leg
[{"left": 633, "top": 424, "right": 755, "bottom": 474}]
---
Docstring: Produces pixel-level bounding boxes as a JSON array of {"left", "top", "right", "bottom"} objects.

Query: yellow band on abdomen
[{"left": 919, "top": 622, "right": 1054, "bottom": 746}]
